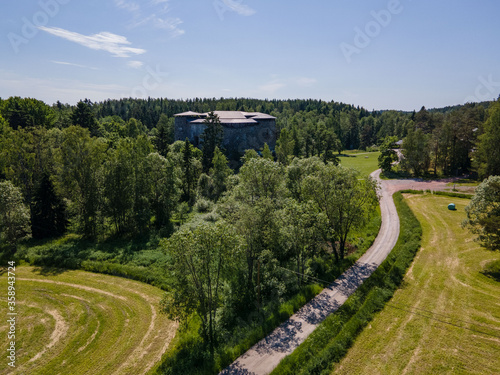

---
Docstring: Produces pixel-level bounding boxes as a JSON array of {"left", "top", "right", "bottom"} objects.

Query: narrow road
[
  {"left": 221, "top": 171, "right": 460, "bottom": 375},
  {"left": 220, "top": 171, "right": 462, "bottom": 374},
  {"left": 220, "top": 169, "right": 400, "bottom": 375}
]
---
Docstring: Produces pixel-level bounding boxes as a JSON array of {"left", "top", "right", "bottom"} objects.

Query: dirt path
[
  {"left": 27, "top": 306, "right": 69, "bottom": 364},
  {"left": 220, "top": 170, "right": 461, "bottom": 375}
]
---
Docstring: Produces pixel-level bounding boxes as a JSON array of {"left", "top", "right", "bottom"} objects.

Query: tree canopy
[{"left": 463, "top": 175, "right": 500, "bottom": 251}]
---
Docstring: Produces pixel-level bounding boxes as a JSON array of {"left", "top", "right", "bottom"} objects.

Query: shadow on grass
[
  {"left": 31, "top": 266, "right": 69, "bottom": 276},
  {"left": 380, "top": 170, "right": 412, "bottom": 180},
  {"left": 338, "top": 154, "right": 357, "bottom": 158},
  {"left": 482, "top": 259, "right": 500, "bottom": 282}
]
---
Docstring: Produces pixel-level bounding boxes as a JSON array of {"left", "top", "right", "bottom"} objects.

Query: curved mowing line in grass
[{"left": 0, "top": 267, "right": 178, "bottom": 375}]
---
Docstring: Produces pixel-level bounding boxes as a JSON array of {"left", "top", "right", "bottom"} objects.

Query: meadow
[
  {"left": 0, "top": 267, "right": 177, "bottom": 375},
  {"left": 338, "top": 151, "right": 381, "bottom": 177},
  {"left": 332, "top": 194, "right": 500, "bottom": 375}
]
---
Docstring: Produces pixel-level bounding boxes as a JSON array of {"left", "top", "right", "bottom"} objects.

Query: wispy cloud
[
  {"left": 259, "top": 81, "right": 286, "bottom": 94},
  {"left": 222, "top": 0, "right": 256, "bottom": 16},
  {"left": 114, "top": 0, "right": 139, "bottom": 12},
  {"left": 127, "top": 60, "right": 144, "bottom": 69},
  {"left": 0, "top": 70, "right": 128, "bottom": 105},
  {"left": 296, "top": 77, "right": 317, "bottom": 87},
  {"left": 114, "top": 0, "right": 185, "bottom": 38},
  {"left": 150, "top": 0, "right": 170, "bottom": 5},
  {"left": 152, "top": 17, "right": 185, "bottom": 37},
  {"left": 51, "top": 60, "right": 99, "bottom": 70},
  {"left": 39, "top": 27, "right": 146, "bottom": 58}
]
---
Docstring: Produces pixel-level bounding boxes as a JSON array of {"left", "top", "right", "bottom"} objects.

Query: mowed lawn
[
  {"left": 332, "top": 194, "right": 500, "bottom": 375},
  {"left": 0, "top": 266, "right": 177, "bottom": 375},
  {"left": 338, "top": 151, "right": 380, "bottom": 177}
]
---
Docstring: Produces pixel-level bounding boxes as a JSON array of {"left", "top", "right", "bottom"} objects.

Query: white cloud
[
  {"left": 150, "top": 0, "right": 170, "bottom": 5},
  {"left": 153, "top": 17, "right": 185, "bottom": 37},
  {"left": 127, "top": 60, "right": 144, "bottom": 69},
  {"left": 39, "top": 27, "right": 146, "bottom": 58},
  {"left": 0, "top": 70, "right": 128, "bottom": 105},
  {"left": 114, "top": 0, "right": 140, "bottom": 12},
  {"left": 51, "top": 60, "right": 99, "bottom": 70},
  {"left": 222, "top": 0, "right": 256, "bottom": 16},
  {"left": 259, "top": 81, "right": 286, "bottom": 94},
  {"left": 115, "top": 0, "right": 184, "bottom": 38},
  {"left": 297, "top": 77, "right": 317, "bottom": 87}
]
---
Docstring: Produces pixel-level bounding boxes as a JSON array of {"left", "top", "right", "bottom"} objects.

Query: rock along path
[{"left": 220, "top": 170, "right": 456, "bottom": 375}]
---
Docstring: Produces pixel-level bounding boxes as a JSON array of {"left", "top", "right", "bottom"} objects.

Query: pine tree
[
  {"left": 71, "top": 99, "right": 99, "bottom": 136},
  {"left": 210, "top": 147, "right": 232, "bottom": 200},
  {"left": 201, "top": 112, "right": 223, "bottom": 173},
  {"left": 154, "top": 114, "right": 173, "bottom": 156},
  {"left": 182, "top": 138, "right": 195, "bottom": 204},
  {"left": 31, "top": 174, "right": 67, "bottom": 239},
  {"left": 262, "top": 143, "right": 273, "bottom": 160}
]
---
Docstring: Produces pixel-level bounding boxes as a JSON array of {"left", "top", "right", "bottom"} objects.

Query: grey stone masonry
[{"left": 174, "top": 111, "right": 276, "bottom": 156}]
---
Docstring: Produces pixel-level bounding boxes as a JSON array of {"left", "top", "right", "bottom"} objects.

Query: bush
[
  {"left": 482, "top": 259, "right": 500, "bottom": 282},
  {"left": 194, "top": 198, "right": 214, "bottom": 213}
]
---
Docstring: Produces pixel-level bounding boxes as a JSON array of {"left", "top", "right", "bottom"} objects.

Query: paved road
[{"left": 220, "top": 169, "right": 401, "bottom": 375}]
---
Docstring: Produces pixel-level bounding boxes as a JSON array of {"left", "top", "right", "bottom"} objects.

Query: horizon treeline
[{"left": 1, "top": 95, "right": 499, "bottom": 244}]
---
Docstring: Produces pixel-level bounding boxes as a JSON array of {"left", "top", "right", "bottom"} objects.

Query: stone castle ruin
[{"left": 174, "top": 111, "right": 277, "bottom": 156}]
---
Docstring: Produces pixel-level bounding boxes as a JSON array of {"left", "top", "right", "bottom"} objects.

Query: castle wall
[
  {"left": 222, "top": 120, "right": 276, "bottom": 155},
  {"left": 174, "top": 116, "right": 189, "bottom": 142},
  {"left": 174, "top": 115, "right": 277, "bottom": 157}
]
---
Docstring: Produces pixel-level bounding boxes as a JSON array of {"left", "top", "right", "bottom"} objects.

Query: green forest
[{"left": 1, "top": 95, "right": 500, "bottom": 374}]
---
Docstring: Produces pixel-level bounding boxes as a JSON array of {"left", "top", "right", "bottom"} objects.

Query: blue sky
[{"left": 1, "top": 0, "right": 500, "bottom": 111}]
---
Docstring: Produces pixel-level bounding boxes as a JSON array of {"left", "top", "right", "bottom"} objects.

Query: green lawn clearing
[
  {"left": 339, "top": 151, "right": 380, "bottom": 177},
  {"left": 332, "top": 194, "right": 500, "bottom": 375}
]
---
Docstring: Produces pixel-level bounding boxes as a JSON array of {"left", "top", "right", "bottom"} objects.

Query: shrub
[{"left": 194, "top": 198, "right": 214, "bottom": 213}]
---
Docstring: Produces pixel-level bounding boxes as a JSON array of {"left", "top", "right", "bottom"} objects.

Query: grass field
[
  {"left": 0, "top": 266, "right": 177, "bottom": 375},
  {"left": 332, "top": 194, "right": 500, "bottom": 375},
  {"left": 339, "top": 151, "right": 380, "bottom": 177}
]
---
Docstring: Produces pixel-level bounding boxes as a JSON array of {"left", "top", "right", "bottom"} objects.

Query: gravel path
[{"left": 220, "top": 170, "right": 464, "bottom": 375}]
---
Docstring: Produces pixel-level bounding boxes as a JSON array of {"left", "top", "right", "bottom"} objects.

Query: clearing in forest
[
  {"left": 339, "top": 151, "right": 381, "bottom": 177},
  {"left": 0, "top": 266, "right": 177, "bottom": 375}
]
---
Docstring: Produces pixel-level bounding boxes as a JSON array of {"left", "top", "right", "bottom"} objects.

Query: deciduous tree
[
  {"left": 402, "top": 127, "right": 430, "bottom": 177},
  {"left": 147, "top": 152, "right": 180, "bottom": 230},
  {"left": 160, "top": 221, "right": 241, "bottom": 358},
  {"left": 302, "top": 164, "right": 379, "bottom": 261},
  {"left": 463, "top": 175, "right": 500, "bottom": 250},
  {"left": 476, "top": 100, "right": 500, "bottom": 178},
  {"left": 378, "top": 136, "right": 398, "bottom": 173},
  {"left": 57, "top": 126, "right": 106, "bottom": 238},
  {"left": 0, "top": 181, "right": 31, "bottom": 250}
]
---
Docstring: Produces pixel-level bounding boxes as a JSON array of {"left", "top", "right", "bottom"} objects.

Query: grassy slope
[
  {"left": 0, "top": 266, "right": 177, "bottom": 375},
  {"left": 332, "top": 194, "right": 500, "bottom": 375},
  {"left": 338, "top": 151, "right": 381, "bottom": 177}
]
